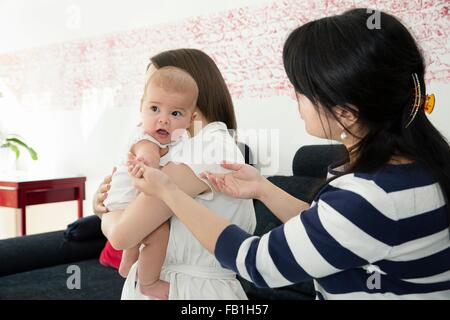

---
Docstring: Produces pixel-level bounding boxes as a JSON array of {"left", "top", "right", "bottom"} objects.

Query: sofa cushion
[
  {"left": 0, "top": 259, "right": 124, "bottom": 300},
  {"left": 0, "top": 231, "right": 106, "bottom": 277},
  {"left": 64, "top": 215, "right": 104, "bottom": 241}
]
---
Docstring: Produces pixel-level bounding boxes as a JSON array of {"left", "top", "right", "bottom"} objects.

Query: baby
[{"left": 104, "top": 66, "right": 198, "bottom": 299}]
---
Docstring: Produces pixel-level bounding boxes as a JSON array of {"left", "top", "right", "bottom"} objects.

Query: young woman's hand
[
  {"left": 199, "top": 162, "right": 265, "bottom": 200},
  {"left": 93, "top": 167, "right": 116, "bottom": 216},
  {"left": 128, "top": 162, "right": 174, "bottom": 199}
]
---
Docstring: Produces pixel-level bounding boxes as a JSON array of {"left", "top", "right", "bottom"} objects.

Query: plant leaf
[
  {"left": 3, "top": 142, "right": 20, "bottom": 159},
  {"left": 28, "top": 147, "right": 38, "bottom": 160},
  {"left": 6, "top": 137, "right": 38, "bottom": 160},
  {"left": 6, "top": 137, "right": 29, "bottom": 149}
]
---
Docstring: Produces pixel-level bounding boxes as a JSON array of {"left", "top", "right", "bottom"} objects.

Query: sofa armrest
[
  {"left": 0, "top": 230, "right": 107, "bottom": 277},
  {"left": 292, "top": 144, "right": 348, "bottom": 179}
]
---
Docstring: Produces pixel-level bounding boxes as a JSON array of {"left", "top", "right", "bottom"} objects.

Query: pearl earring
[{"left": 340, "top": 131, "right": 347, "bottom": 140}]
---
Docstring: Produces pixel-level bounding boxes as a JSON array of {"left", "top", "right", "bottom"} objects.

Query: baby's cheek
[
  {"left": 173, "top": 118, "right": 190, "bottom": 130},
  {"left": 141, "top": 117, "right": 156, "bottom": 130}
]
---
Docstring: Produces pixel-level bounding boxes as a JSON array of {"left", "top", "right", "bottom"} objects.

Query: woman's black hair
[{"left": 283, "top": 8, "right": 450, "bottom": 223}]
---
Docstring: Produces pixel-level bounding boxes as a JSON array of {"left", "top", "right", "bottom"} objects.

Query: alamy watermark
[
  {"left": 66, "top": 265, "right": 81, "bottom": 290},
  {"left": 169, "top": 121, "right": 281, "bottom": 176},
  {"left": 366, "top": 8, "right": 381, "bottom": 30},
  {"left": 365, "top": 264, "right": 382, "bottom": 290}
]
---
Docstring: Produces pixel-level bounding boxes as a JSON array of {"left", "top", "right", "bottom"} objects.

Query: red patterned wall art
[{"left": 0, "top": 0, "right": 448, "bottom": 111}]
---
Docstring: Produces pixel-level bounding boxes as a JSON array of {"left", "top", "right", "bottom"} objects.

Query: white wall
[
  {"left": 0, "top": 0, "right": 282, "bottom": 239},
  {"left": 0, "top": 0, "right": 275, "bottom": 53},
  {"left": 0, "top": 0, "right": 449, "bottom": 239}
]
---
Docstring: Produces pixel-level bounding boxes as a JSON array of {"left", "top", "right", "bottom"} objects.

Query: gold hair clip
[
  {"left": 423, "top": 93, "right": 435, "bottom": 114},
  {"left": 405, "top": 73, "right": 435, "bottom": 128}
]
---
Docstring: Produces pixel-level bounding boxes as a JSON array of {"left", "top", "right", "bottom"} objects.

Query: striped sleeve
[{"left": 214, "top": 174, "right": 395, "bottom": 288}]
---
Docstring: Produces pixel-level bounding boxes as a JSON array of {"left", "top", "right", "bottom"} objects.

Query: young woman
[
  {"left": 127, "top": 9, "right": 450, "bottom": 299},
  {"left": 94, "top": 49, "right": 256, "bottom": 299}
]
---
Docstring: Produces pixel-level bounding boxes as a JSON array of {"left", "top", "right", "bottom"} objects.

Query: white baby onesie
[{"left": 104, "top": 125, "right": 186, "bottom": 211}]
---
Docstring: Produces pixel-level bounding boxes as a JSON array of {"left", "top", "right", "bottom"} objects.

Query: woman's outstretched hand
[
  {"left": 93, "top": 167, "right": 116, "bottom": 217},
  {"left": 199, "top": 162, "right": 264, "bottom": 200}
]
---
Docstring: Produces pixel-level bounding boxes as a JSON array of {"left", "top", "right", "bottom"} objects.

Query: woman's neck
[{"left": 342, "top": 140, "right": 414, "bottom": 167}]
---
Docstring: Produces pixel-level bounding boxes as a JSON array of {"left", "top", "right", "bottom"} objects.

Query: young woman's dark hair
[
  {"left": 283, "top": 8, "right": 450, "bottom": 222},
  {"left": 149, "top": 48, "right": 237, "bottom": 130}
]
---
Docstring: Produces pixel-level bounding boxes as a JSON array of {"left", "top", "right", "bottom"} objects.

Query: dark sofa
[{"left": 0, "top": 144, "right": 347, "bottom": 300}]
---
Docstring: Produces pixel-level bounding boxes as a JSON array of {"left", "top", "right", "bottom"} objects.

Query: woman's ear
[{"left": 333, "top": 104, "right": 359, "bottom": 127}]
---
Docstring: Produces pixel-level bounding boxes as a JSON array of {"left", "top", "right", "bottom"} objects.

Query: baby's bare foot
[{"left": 139, "top": 280, "right": 170, "bottom": 300}]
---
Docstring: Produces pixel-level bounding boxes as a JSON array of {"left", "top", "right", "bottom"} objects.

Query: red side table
[{"left": 0, "top": 175, "right": 86, "bottom": 236}]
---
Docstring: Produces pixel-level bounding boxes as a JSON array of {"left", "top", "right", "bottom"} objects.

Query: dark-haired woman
[{"left": 128, "top": 9, "right": 450, "bottom": 299}]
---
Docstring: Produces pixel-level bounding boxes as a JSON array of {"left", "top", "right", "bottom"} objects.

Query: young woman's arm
[
  {"left": 100, "top": 162, "right": 210, "bottom": 250},
  {"left": 126, "top": 164, "right": 305, "bottom": 254},
  {"left": 257, "top": 178, "right": 311, "bottom": 223},
  {"left": 131, "top": 165, "right": 391, "bottom": 288},
  {"left": 202, "top": 163, "right": 310, "bottom": 223}
]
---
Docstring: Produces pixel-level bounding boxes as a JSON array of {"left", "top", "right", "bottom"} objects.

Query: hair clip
[
  {"left": 405, "top": 73, "right": 435, "bottom": 128},
  {"left": 423, "top": 93, "right": 435, "bottom": 114},
  {"left": 405, "top": 73, "right": 421, "bottom": 128}
]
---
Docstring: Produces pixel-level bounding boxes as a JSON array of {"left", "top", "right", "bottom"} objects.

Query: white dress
[{"left": 121, "top": 122, "right": 257, "bottom": 300}]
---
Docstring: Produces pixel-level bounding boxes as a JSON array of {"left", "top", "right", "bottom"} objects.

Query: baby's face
[{"left": 141, "top": 84, "right": 196, "bottom": 145}]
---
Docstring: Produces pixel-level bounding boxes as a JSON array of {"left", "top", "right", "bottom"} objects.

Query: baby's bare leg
[
  {"left": 119, "top": 245, "right": 140, "bottom": 278},
  {"left": 104, "top": 209, "right": 139, "bottom": 278},
  {"left": 138, "top": 221, "right": 170, "bottom": 299}
]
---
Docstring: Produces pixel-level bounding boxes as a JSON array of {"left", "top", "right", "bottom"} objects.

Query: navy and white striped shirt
[{"left": 215, "top": 162, "right": 450, "bottom": 299}]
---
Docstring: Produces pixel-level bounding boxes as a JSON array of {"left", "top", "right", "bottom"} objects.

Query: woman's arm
[
  {"left": 257, "top": 177, "right": 310, "bottom": 223},
  {"left": 202, "top": 163, "right": 310, "bottom": 223},
  {"left": 127, "top": 164, "right": 306, "bottom": 254},
  {"left": 135, "top": 166, "right": 390, "bottom": 289},
  {"left": 136, "top": 172, "right": 314, "bottom": 287},
  {"left": 101, "top": 162, "right": 210, "bottom": 250}
]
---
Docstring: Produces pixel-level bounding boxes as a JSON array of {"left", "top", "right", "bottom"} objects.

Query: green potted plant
[
  {"left": 0, "top": 131, "right": 38, "bottom": 172},
  {"left": 0, "top": 89, "right": 38, "bottom": 171}
]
